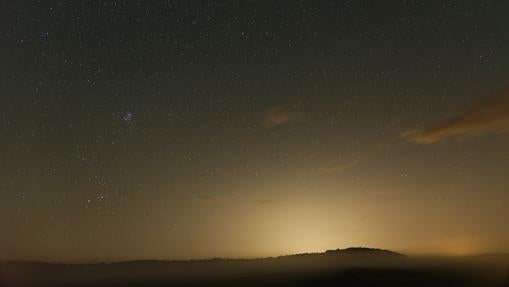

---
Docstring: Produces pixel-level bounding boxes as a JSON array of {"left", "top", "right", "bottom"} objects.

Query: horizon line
[{"left": 2, "top": 247, "right": 508, "bottom": 265}]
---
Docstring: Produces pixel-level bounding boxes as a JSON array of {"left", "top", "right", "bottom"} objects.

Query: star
[{"left": 121, "top": 111, "right": 134, "bottom": 124}]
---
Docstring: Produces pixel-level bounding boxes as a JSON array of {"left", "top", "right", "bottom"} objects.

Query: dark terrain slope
[{"left": 1, "top": 248, "right": 508, "bottom": 287}]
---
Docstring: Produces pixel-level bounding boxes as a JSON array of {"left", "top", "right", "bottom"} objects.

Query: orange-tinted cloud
[
  {"left": 262, "top": 107, "right": 304, "bottom": 127},
  {"left": 404, "top": 93, "right": 509, "bottom": 144}
]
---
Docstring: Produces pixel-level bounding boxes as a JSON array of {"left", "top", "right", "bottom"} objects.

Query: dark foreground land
[{"left": 1, "top": 248, "right": 509, "bottom": 287}]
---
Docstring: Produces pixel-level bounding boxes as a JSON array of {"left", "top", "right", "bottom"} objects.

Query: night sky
[{"left": 1, "top": 1, "right": 509, "bottom": 263}]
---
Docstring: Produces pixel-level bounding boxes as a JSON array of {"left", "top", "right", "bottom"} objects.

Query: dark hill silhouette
[
  {"left": 274, "top": 247, "right": 403, "bottom": 258},
  {"left": 324, "top": 247, "right": 403, "bottom": 256},
  {"left": 1, "top": 248, "right": 508, "bottom": 287}
]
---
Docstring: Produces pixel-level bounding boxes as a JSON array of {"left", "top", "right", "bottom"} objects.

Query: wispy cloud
[
  {"left": 300, "top": 161, "right": 355, "bottom": 177},
  {"left": 257, "top": 200, "right": 273, "bottom": 205},
  {"left": 318, "top": 162, "right": 353, "bottom": 174},
  {"left": 195, "top": 194, "right": 214, "bottom": 201},
  {"left": 261, "top": 107, "right": 305, "bottom": 127},
  {"left": 403, "top": 93, "right": 509, "bottom": 144},
  {"left": 368, "top": 191, "right": 396, "bottom": 196}
]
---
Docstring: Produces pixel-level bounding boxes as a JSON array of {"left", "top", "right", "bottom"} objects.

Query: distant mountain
[
  {"left": 0, "top": 247, "right": 403, "bottom": 265},
  {"left": 325, "top": 247, "right": 404, "bottom": 256},
  {"left": 277, "top": 247, "right": 403, "bottom": 259}
]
